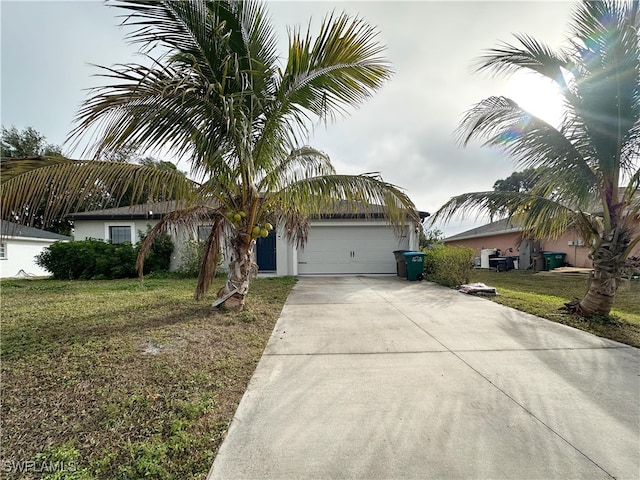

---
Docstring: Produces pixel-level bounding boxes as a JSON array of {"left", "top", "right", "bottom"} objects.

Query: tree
[
  {"left": 432, "top": 0, "right": 640, "bottom": 317},
  {"left": 419, "top": 226, "right": 444, "bottom": 249},
  {"left": 493, "top": 168, "right": 541, "bottom": 193},
  {"left": 489, "top": 167, "right": 543, "bottom": 217},
  {"left": 1, "top": 0, "right": 417, "bottom": 310},
  {"left": 1, "top": 126, "right": 64, "bottom": 157}
]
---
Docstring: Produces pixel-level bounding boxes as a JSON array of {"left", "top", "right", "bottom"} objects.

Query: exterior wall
[
  {"left": 73, "top": 218, "right": 193, "bottom": 271},
  {"left": 72, "top": 220, "right": 105, "bottom": 242},
  {"left": 446, "top": 232, "right": 522, "bottom": 266},
  {"left": 541, "top": 230, "right": 591, "bottom": 268},
  {"left": 543, "top": 230, "right": 640, "bottom": 268},
  {"left": 0, "top": 237, "right": 67, "bottom": 278},
  {"left": 446, "top": 226, "right": 640, "bottom": 270},
  {"left": 169, "top": 226, "right": 199, "bottom": 273},
  {"left": 73, "top": 219, "right": 159, "bottom": 244},
  {"left": 275, "top": 225, "right": 296, "bottom": 276}
]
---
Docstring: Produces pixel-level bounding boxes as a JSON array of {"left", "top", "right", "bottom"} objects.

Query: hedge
[
  {"left": 36, "top": 233, "right": 174, "bottom": 280},
  {"left": 423, "top": 246, "right": 474, "bottom": 288}
]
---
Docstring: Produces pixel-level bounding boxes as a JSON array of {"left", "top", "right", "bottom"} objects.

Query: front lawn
[
  {"left": 1, "top": 276, "right": 296, "bottom": 479},
  {"left": 468, "top": 269, "right": 640, "bottom": 348}
]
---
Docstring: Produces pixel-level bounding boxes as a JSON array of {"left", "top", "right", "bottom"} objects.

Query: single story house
[
  {"left": 70, "top": 202, "right": 428, "bottom": 276},
  {"left": 0, "top": 220, "right": 72, "bottom": 278},
  {"left": 445, "top": 218, "right": 640, "bottom": 270}
]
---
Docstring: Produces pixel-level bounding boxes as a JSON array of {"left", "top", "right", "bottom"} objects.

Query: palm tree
[
  {"left": 432, "top": 0, "right": 639, "bottom": 317},
  {"left": 1, "top": 0, "right": 417, "bottom": 310}
]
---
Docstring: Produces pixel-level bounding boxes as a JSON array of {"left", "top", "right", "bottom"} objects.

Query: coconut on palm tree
[
  {"left": 1, "top": 0, "right": 418, "bottom": 310},
  {"left": 432, "top": 0, "right": 639, "bottom": 317}
]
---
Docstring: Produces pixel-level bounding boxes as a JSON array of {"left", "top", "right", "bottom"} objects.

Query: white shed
[{"left": 0, "top": 220, "right": 72, "bottom": 278}]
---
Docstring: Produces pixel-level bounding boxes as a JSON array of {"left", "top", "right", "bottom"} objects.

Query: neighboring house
[
  {"left": 0, "top": 220, "right": 72, "bottom": 278},
  {"left": 445, "top": 218, "right": 640, "bottom": 270},
  {"left": 71, "top": 202, "right": 428, "bottom": 276}
]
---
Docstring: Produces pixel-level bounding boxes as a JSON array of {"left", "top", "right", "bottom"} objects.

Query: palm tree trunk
[
  {"left": 215, "top": 236, "right": 257, "bottom": 310},
  {"left": 576, "top": 272, "right": 618, "bottom": 316},
  {"left": 569, "top": 236, "right": 629, "bottom": 317}
]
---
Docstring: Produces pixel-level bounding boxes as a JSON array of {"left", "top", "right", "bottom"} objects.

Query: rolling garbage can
[
  {"left": 542, "top": 251, "right": 566, "bottom": 271},
  {"left": 402, "top": 251, "right": 426, "bottom": 281},
  {"left": 393, "top": 250, "right": 409, "bottom": 278}
]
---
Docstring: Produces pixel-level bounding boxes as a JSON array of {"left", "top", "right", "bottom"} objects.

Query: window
[
  {"left": 197, "top": 225, "right": 213, "bottom": 241},
  {"left": 0, "top": 243, "right": 6, "bottom": 259},
  {"left": 109, "top": 226, "right": 132, "bottom": 244}
]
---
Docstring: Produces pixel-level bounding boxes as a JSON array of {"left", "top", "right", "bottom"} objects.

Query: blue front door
[{"left": 256, "top": 233, "right": 276, "bottom": 271}]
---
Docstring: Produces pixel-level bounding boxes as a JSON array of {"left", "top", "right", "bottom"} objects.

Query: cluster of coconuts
[
  {"left": 251, "top": 222, "right": 273, "bottom": 238},
  {"left": 225, "top": 210, "right": 273, "bottom": 238},
  {"left": 225, "top": 210, "right": 247, "bottom": 223}
]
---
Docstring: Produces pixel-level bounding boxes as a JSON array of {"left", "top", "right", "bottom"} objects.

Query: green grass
[
  {"left": 468, "top": 269, "right": 640, "bottom": 347},
  {"left": 1, "top": 276, "right": 296, "bottom": 480}
]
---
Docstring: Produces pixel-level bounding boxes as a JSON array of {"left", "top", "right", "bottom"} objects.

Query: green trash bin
[
  {"left": 402, "top": 252, "right": 426, "bottom": 281},
  {"left": 542, "top": 251, "right": 566, "bottom": 271}
]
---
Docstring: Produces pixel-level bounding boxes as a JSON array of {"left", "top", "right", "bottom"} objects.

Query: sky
[{"left": 1, "top": 0, "right": 576, "bottom": 236}]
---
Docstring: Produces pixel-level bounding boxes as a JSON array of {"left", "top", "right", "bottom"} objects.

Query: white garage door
[{"left": 298, "top": 225, "right": 410, "bottom": 274}]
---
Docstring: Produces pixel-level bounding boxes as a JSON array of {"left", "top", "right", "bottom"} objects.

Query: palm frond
[
  {"left": 194, "top": 216, "right": 223, "bottom": 299},
  {"left": 256, "top": 146, "right": 335, "bottom": 192},
  {"left": 457, "top": 96, "right": 597, "bottom": 203},
  {"left": 0, "top": 156, "right": 73, "bottom": 183},
  {"left": 568, "top": 1, "right": 640, "bottom": 182},
  {"left": 1, "top": 159, "right": 197, "bottom": 228},
  {"left": 430, "top": 190, "right": 525, "bottom": 226},
  {"left": 476, "top": 33, "right": 571, "bottom": 91},
  {"left": 266, "top": 173, "right": 417, "bottom": 246},
  {"left": 285, "top": 11, "right": 392, "bottom": 118},
  {"left": 136, "top": 203, "right": 218, "bottom": 274},
  {"left": 68, "top": 60, "right": 231, "bottom": 166},
  {"left": 512, "top": 197, "right": 593, "bottom": 241},
  {"left": 431, "top": 190, "right": 596, "bottom": 241},
  {"left": 256, "top": 11, "right": 393, "bottom": 161}
]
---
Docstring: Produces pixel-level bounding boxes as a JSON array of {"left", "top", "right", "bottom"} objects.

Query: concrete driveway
[{"left": 208, "top": 276, "right": 639, "bottom": 480}]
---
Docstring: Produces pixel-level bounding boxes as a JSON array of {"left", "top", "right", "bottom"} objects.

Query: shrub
[
  {"left": 137, "top": 227, "right": 174, "bottom": 274},
  {"left": 175, "top": 239, "right": 206, "bottom": 277},
  {"left": 36, "top": 230, "right": 174, "bottom": 280},
  {"left": 175, "top": 239, "right": 224, "bottom": 278},
  {"left": 423, "top": 245, "right": 474, "bottom": 287},
  {"left": 37, "top": 239, "right": 137, "bottom": 280}
]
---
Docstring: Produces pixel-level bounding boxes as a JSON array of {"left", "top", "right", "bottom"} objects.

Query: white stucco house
[
  {"left": 0, "top": 220, "right": 72, "bottom": 278},
  {"left": 70, "top": 201, "right": 428, "bottom": 276}
]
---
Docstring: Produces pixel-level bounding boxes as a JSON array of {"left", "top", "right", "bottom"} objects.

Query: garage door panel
[{"left": 298, "top": 225, "right": 409, "bottom": 274}]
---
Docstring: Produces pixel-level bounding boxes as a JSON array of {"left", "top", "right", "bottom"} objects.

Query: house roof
[
  {"left": 69, "top": 201, "right": 180, "bottom": 221},
  {"left": 312, "top": 202, "right": 429, "bottom": 220},
  {"left": 444, "top": 188, "right": 638, "bottom": 242},
  {"left": 0, "top": 220, "right": 72, "bottom": 241},
  {"left": 70, "top": 200, "right": 429, "bottom": 221},
  {"left": 445, "top": 218, "right": 523, "bottom": 242}
]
